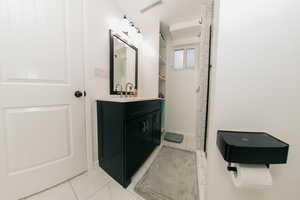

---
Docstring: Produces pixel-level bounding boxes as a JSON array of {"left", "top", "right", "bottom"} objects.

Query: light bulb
[
  {"left": 128, "top": 22, "right": 137, "bottom": 38},
  {"left": 121, "top": 15, "right": 130, "bottom": 33},
  {"left": 136, "top": 29, "right": 143, "bottom": 44}
]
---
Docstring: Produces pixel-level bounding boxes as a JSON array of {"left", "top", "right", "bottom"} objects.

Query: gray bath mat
[
  {"left": 164, "top": 132, "right": 184, "bottom": 143},
  {"left": 134, "top": 147, "right": 199, "bottom": 200}
]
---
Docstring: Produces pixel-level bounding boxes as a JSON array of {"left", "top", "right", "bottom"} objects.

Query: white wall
[
  {"left": 84, "top": 0, "right": 122, "bottom": 168},
  {"left": 207, "top": 0, "right": 300, "bottom": 199},
  {"left": 84, "top": 0, "right": 160, "bottom": 165},
  {"left": 137, "top": 18, "right": 160, "bottom": 98}
]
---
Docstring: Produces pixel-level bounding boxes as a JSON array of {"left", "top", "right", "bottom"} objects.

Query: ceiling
[
  {"left": 169, "top": 22, "right": 202, "bottom": 40},
  {"left": 115, "top": 0, "right": 210, "bottom": 27}
]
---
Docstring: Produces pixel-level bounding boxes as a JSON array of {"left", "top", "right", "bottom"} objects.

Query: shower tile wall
[{"left": 197, "top": 1, "right": 213, "bottom": 150}]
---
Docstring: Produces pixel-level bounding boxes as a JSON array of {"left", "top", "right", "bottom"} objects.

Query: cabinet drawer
[{"left": 125, "top": 100, "right": 160, "bottom": 119}]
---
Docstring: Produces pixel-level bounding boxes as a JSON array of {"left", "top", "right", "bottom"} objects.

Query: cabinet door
[
  {"left": 152, "top": 111, "right": 162, "bottom": 145},
  {"left": 125, "top": 116, "right": 152, "bottom": 182},
  {"left": 144, "top": 115, "right": 155, "bottom": 156}
]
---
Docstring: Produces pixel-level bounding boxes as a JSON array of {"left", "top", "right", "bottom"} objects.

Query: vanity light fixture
[{"left": 119, "top": 15, "right": 143, "bottom": 44}]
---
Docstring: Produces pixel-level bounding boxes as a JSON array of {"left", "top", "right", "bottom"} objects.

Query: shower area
[{"left": 157, "top": 4, "right": 213, "bottom": 153}]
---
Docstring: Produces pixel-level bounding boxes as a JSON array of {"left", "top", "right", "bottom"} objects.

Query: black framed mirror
[{"left": 110, "top": 30, "right": 138, "bottom": 95}]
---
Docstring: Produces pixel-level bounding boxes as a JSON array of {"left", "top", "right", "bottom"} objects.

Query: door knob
[{"left": 74, "top": 90, "right": 83, "bottom": 98}]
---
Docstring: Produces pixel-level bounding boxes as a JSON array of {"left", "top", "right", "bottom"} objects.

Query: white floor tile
[
  {"left": 89, "top": 181, "right": 137, "bottom": 200},
  {"left": 196, "top": 150, "right": 207, "bottom": 186},
  {"left": 199, "top": 185, "right": 206, "bottom": 200},
  {"left": 24, "top": 183, "right": 77, "bottom": 200},
  {"left": 70, "top": 168, "right": 111, "bottom": 200}
]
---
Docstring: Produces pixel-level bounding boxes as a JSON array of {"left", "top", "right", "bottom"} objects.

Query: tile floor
[
  {"left": 23, "top": 143, "right": 207, "bottom": 200},
  {"left": 24, "top": 168, "right": 139, "bottom": 200}
]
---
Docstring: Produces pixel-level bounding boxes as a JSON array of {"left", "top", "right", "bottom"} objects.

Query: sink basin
[
  {"left": 98, "top": 97, "right": 163, "bottom": 103},
  {"left": 217, "top": 130, "right": 289, "bottom": 164}
]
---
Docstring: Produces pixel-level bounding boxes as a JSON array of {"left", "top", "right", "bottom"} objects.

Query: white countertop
[{"left": 97, "top": 97, "right": 164, "bottom": 103}]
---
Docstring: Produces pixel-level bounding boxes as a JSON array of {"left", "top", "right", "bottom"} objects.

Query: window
[
  {"left": 173, "top": 47, "right": 196, "bottom": 70},
  {"left": 174, "top": 49, "right": 185, "bottom": 69},
  {"left": 186, "top": 48, "right": 196, "bottom": 68}
]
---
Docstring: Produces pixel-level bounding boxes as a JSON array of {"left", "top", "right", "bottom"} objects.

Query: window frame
[{"left": 172, "top": 45, "right": 198, "bottom": 70}]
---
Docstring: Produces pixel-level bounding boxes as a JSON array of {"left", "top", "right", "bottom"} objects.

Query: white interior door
[{"left": 0, "top": 0, "right": 87, "bottom": 199}]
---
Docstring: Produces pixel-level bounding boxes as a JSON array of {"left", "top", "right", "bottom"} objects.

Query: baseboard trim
[{"left": 94, "top": 160, "right": 99, "bottom": 169}]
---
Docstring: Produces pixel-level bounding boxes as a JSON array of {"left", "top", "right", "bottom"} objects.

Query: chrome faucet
[
  {"left": 125, "top": 82, "right": 134, "bottom": 97},
  {"left": 115, "top": 83, "right": 123, "bottom": 97}
]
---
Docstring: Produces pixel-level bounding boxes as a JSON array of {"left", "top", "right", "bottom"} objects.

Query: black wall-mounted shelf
[{"left": 217, "top": 130, "right": 289, "bottom": 165}]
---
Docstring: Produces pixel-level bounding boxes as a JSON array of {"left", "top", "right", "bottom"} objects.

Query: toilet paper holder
[
  {"left": 217, "top": 130, "right": 289, "bottom": 171},
  {"left": 227, "top": 162, "right": 270, "bottom": 172}
]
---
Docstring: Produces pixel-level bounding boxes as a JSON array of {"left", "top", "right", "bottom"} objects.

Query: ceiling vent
[{"left": 140, "top": 0, "right": 163, "bottom": 13}]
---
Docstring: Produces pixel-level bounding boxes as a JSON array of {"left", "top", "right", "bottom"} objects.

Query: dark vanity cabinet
[{"left": 97, "top": 99, "right": 162, "bottom": 187}]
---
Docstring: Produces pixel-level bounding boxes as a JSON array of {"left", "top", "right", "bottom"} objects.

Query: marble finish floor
[
  {"left": 23, "top": 168, "right": 140, "bottom": 200},
  {"left": 23, "top": 144, "right": 207, "bottom": 200}
]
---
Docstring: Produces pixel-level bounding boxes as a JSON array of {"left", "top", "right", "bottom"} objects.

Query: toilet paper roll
[{"left": 231, "top": 164, "right": 272, "bottom": 189}]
